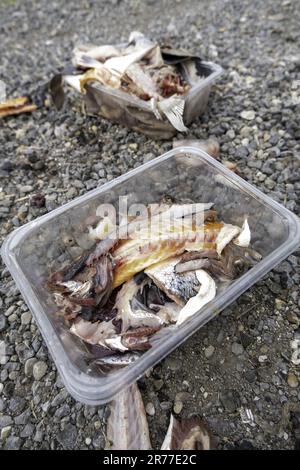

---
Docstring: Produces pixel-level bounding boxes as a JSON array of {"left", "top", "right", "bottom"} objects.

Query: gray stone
[
  {"left": 24, "top": 358, "right": 37, "bottom": 377},
  {"left": 204, "top": 345, "right": 215, "bottom": 358},
  {"left": 165, "top": 357, "right": 182, "bottom": 371},
  {"left": 231, "top": 342, "right": 244, "bottom": 356},
  {"left": 0, "top": 314, "right": 7, "bottom": 332},
  {"left": 21, "top": 311, "right": 32, "bottom": 325},
  {"left": 4, "top": 436, "right": 23, "bottom": 450},
  {"left": 0, "top": 415, "right": 13, "bottom": 429},
  {"left": 14, "top": 409, "right": 32, "bottom": 426},
  {"left": 20, "top": 423, "right": 35, "bottom": 438},
  {"left": 1, "top": 426, "right": 11, "bottom": 440},
  {"left": 33, "top": 429, "right": 44, "bottom": 442},
  {"left": 55, "top": 404, "right": 70, "bottom": 418},
  {"left": 220, "top": 390, "right": 241, "bottom": 413},
  {"left": 51, "top": 389, "right": 69, "bottom": 407},
  {"left": 241, "top": 110, "right": 256, "bottom": 120},
  {"left": 57, "top": 423, "right": 77, "bottom": 449},
  {"left": 8, "top": 397, "right": 26, "bottom": 414},
  {"left": 33, "top": 361, "right": 48, "bottom": 380},
  {"left": 145, "top": 402, "right": 155, "bottom": 416}
]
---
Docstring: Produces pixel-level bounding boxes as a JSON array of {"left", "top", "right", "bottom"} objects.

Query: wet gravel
[{"left": 0, "top": 0, "right": 300, "bottom": 450}]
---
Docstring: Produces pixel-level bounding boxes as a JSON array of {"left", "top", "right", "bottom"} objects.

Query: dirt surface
[{"left": 0, "top": 0, "right": 299, "bottom": 450}]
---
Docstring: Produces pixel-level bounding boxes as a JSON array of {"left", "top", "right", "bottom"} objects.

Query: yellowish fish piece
[{"left": 112, "top": 222, "right": 222, "bottom": 288}]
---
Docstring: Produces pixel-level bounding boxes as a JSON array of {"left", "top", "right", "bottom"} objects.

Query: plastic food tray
[
  {"left": 83, "top": 61, "right": 223, "bottom": 139},
  {"left": 2, "top": 147, "right": 300, "bottom": 404}
]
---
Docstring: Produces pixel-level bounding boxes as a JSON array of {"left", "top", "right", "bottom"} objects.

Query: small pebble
[
  {"left": 258, "top": 355, "right": 268, "bottom": 363},
  {"left": 145, "top": 402, "right": 155, "bottom": 416},
  {"left": 8, "top": 313, "right": 17, "bottom": 324},
  {"left": 33, "top": 361, "right": 48, "bottom": 381},
  {"left": 173, "top": 401, "right": 183, "bottom": 414},
  {"left": 287, "top": 373, "right": 299, "bottom": 388},
  {"left": 232, "top": 342, "right": 244, "bottom": 356},
  {"left": 25, "top": 358, "right": 38, "bottom": 377},
  {"left": 21, "top": 312, "right": 32, "bottom": 325},
  {"left": 204, "top": 345, "right": 215, "bottom": 358},
  {"left": 1, "top": 426, "right": 12, "bottom": 440},
  {"left": 241, "top": 110, "right": 256, "bottom": 120},
  {"left": 0, "top": 314, "right": 7, "bottom": 333},
  {"left": 286, "top": 311, "right": 299, "bottom": 325}
]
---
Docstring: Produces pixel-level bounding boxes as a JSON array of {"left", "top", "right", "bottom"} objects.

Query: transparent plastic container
[
  {"left": 2, "top": 147, "right": 300, "bottom": 405},
  {"left": 83, "top": 61, "right": 223, "bottom": 139}
]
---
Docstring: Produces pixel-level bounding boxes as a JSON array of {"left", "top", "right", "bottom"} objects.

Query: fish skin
[
  {"left": 106, "top": 382, "right": 152, "bottom": 450},
  {"left": 113, "top": 238, "right": 189, "bottom": 288},
  {"left": 94, "top": 255, "right": 114, "bottom": 307},
  {"left": 96, "top": 352, "right": 140, "bottom": 366},
  {"left": 115, "top": 278, "right": 164, "bottom": 331},
  {"left": 161, "top": 414, "right": 215, "bottom": 450},
  {"left": 145, "top": 257, "right": 200, "bottom": 306},
  {"left": 175, "top": 258, "right": 210, "bottom": 274},
  {"left": 121, "top": 326, "right": 161, "bottom": 351},
  {"left": 70, "top": 318, "right": 116, "bottom": 346},
  {"left": 59, "top": 280, "right": 92, "bottom": 297}
]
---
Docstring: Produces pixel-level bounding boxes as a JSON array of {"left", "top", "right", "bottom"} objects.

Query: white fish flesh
[
  {"left": 73, "top": 44, "right": 121, "bottom": 63},
  {"left": 104, "top": 44, "right": 156, "bottom": 75},
  {"left": 176, "top": 270, "right": 216, "bottom": 325},
  {"left": 215, "top": 223, "right": 240, "bottom": 256},
  {"left": 234, "top": 218, "right": 251, "bottom": 247}
]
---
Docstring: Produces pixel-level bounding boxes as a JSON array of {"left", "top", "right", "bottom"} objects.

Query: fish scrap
[
  {"left": 47, "top": 201, "right": 262, "bottom": 367},
  {"left": 161, "top": 414, "right": 216, "bottom": 450},
  {"left": 0, "top": 96, "right": 37, "bottom": 118},
  {"left": 50, "top": 32, "right": 209, "bottom": 132},
  {"left": 106, "top": 381, "right": 216, "bottom": 450},
  {"left": 106, "top": 382, "right": 152, "bottom": 450}
]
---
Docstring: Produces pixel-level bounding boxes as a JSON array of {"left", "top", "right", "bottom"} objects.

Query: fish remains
[
  {"left": 47, "top": 200, "right": 262, "bottom": 369},
  {"left": 50, "top": 32, "right": 211, "bottom": 133}
]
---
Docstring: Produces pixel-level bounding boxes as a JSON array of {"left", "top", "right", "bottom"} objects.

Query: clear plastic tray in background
[
  {"left": 84, "top": 61, "right": 223, "bottom": 139},
  {"left": 2, "top": 147, "right": 300, "bottom": 405}
]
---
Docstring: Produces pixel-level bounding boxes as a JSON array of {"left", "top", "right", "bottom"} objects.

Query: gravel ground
[{"left": 0, "top": 0, "right": 300, "bottom": 450}]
